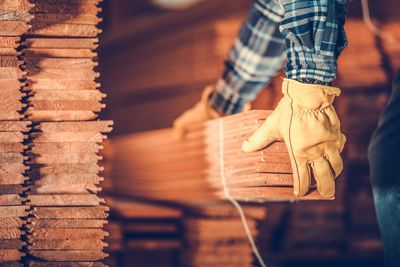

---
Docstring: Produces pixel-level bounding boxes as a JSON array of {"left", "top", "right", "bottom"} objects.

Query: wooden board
[
  {"left": 31, "top": 206, "right": 109, "bottom": 219},
  {"left": 27, "top": 194, "right": 104, "bottom": 206}
]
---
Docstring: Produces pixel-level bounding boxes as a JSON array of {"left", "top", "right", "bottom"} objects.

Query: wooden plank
[
  {"left": 29, "top": 228, "right": 107, "bottom": 240},
  {"left": 0, "top": 67, "right": 26, "bottom": 79},
  {"left": 0, "top": 0, "right": 33, "bottom": 11},
  {"left": 0, "top": 195, "right": 24, "bottom": 206},
  {"left": 27, "top": 218, "right": 107, "bottom": 229},
  {"left": 0, "top": 163, "right": 28, "bottom": 174},
  {"left": 0, "top": 38, "right": 19, "bottom": 49},
  {"left": 28, "top": 239, "right": 106, "bottom": 250},
  {"left": 31, "top": 173, "right": 103, "bottom": 185},
  {"left": 25, "top": 79, "right": 99, "bottom": 90},
  {"left": 0, "top": 249, "right": 24, "bottom": 261},
  {"left": 27, "top": 68, "right": 99, "bottom": 80},
  {"left": 0, "top": 21, "right": 30, "bottom": 36},
  {"left": 0, "top": 143, "right": 27, "bottom": 153},
  {"left": 30, "top": 132, "right": 106, "bottom": 143},
  {"left": 30, "top": 14, "right": 101, "bottom": 26},
  {"left": 27, "top": 194, "right": 104, "bottom": 206},
  {"left": 25, "top": 48, "right": 96, "bottom": 58},
  {"left": 26, "top": 110, "right": 98, "bottom": 121},
  {"left": 0, "top": 217, "right": 23, "bottom": 228},
  {"left": 30, "top": 90, "right": 105, "bottom": 101},
  {"left": 30, "top": 1, "right": 101, "bottom": 15},
  {"left": 25, "top": 58, "right": 97, "bottom": 69},
  {"left": 0, "top": 132, "right": 27, "bottom": 143},
  {"left": 36, "top": 121, "right": 113, "bottom": 132},
  {"left": 29, "top": 100, "right": 105, "bottom": 112},
  {"left": 0, "top": 173, "right": 28, "bottom": 185},
  {"left": 0, "top": 56, "right": 22, "bottom": 67},
  {"left": 31, "top": 206, "right": 109, "bottom": 219},
  {"left": 0, "top": 239, "right": 24, "bottom": 249},
  {"left": 0, "top": 185, "right": 25, "bottom": 194},
  {"left": 29, "top": 24, "right": 101, "bottom": 37},
  {"left": 27, "top": 261, "right": 106, "bottom": 267},
  {"left": 0, "top": 206, "right": 29, "bottom": 217},
  {"left": 0, "top": 11, "right": 33, "bottom": 22},
  {"left": 0, "top": 153, "right": 27, "bottom": 163},
  {"left": 29, "top": 184, "right": 101, "bottom": 194},
  {"left": 0, "top": 228, "right": 22, "bottom": 239},
  {"left": 29, "top": 142, "right": 101, "bottom": 154},
  {"left": 28, "top": 250, "right": 107, "bottom": 262},
  {"left": 0, "top": 121, "right": 30, "bottom": 132},
  {"left": 28, "top": 163, "right": 103, "bottom": 175}
]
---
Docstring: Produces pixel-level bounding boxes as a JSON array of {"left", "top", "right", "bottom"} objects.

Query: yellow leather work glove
[
  {"left": 173, "top": 86, "right": 221, "bottom": 139},
  {"left": 242, "top": 78, "right": 346, "bottom": 198}
]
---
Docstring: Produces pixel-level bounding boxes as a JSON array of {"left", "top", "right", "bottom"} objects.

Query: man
[
  {"left": 173, "top": 0, "right": 347, "bottom": 198},
  {"left": 368, "top": 70, "right": 400, "bottom": 267}
]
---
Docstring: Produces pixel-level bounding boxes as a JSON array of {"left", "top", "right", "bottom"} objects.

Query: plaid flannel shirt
[{"left": 210, "top": 0, "right": 348, "bottom": 115}]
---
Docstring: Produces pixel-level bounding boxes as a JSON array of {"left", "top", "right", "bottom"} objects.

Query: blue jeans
[{"left": 368, "top": 70, "right": 400, "bottom": 267}]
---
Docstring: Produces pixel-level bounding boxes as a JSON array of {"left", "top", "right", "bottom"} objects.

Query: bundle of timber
[
  {"left": 111, "top": 110, "right": 330, "bottom": 202},
  {"left": 22, "top": 0, "right": 113, "bottom": 265},
  {"left": 0, "top": 0, "right": 33, "bottom": 265},
  {"left": 181, "top": 202, "right": 267, "bottom": 267},
  {"left": 106, "top": 197, "right": 183, "bottom": 267}
]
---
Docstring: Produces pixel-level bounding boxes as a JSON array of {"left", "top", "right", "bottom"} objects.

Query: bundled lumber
[
  {"left": 106, "top": 197, "right": 182, "bottom": 267},
  {"left": 23, "top": 1, "right": 112, "bottom": 265},
  {"left": 110, "top": 110, "right": 332, "bottom": 202},
  {"left": 181, "top": 202, "right": 267, "bottom": 267},
  {"left": 0, "top": 1, "right": 33, "bottom": 265}
]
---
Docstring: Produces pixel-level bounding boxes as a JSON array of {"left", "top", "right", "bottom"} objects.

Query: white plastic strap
[{"left": 218, "top": 119, "right": 267, "bottom": 267}]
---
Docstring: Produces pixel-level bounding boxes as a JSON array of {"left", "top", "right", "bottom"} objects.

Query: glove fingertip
[{"left": 241, "top": 140, "right": 253, "bottom": 153}]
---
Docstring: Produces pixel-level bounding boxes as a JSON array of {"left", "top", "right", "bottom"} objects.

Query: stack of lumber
[
  {"left": 0, "top": 0, "right": 33, "bottom": 265},
  {"left": 106, "top": 197, "right": 182, "bottom": 267},
  {"left": 22, "top": 0, "right": 113, "bottom": 265},
  {"left": 181, "top": 202, "right": 267, "bottom": 267},
  {"left": 110, "top": 110, "right": 331, "bottom": 202}
]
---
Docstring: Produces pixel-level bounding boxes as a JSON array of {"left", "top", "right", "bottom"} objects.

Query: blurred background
[{"left": 95, "top": 0, "right": 400, "bottom": 266}]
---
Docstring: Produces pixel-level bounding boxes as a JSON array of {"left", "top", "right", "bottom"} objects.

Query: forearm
[{"left": 210, "top": 0, "right": 286, "bottom": 115}]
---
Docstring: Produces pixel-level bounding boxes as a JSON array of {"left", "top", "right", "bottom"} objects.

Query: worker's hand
[
  {"left": 173, "top": 86, "right": 221, "bottom": 139},
  {"left": 242, "top": 78, "right": 346, "bottom": 198}
]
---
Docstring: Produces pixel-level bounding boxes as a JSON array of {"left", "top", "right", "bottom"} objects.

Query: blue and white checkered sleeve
[
  {"left": 280, "top": 0, "right": 348, "bottom": 83},
  {"left": 209, "top": 0, "right": 286, "bottom": 115}
]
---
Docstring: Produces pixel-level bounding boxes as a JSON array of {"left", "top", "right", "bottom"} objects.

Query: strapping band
[{"left": 218, "top": 118, "right": 267, "bottom": 267}]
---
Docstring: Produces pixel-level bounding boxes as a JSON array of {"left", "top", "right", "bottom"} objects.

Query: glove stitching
[
  {"left": 294, "top": 105, "right": 332, "bottom": 115},
  {"left": 286, "top": 84, "right": 305, "bottom": 197}
]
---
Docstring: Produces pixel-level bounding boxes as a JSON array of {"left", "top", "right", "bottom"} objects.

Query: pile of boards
[
  {"left": 21, "top": 0, "right": 112, "bottom": 265},
  {"left": 105, "top": 198, "right": 183, "bottom": 267},
  {"left": 181, "top": 202, "right": 267, "bottom": 267},
  {"left": 110, "top": 110, "right": 328, "bottom": 202},
  {"left": 0, "top": 0, "right": 33, "bottom": 265}
]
